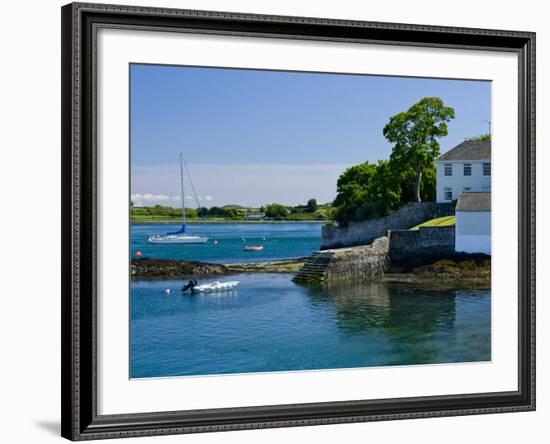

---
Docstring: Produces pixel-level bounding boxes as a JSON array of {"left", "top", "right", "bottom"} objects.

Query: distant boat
[
  {"left": 147, "top": 154, "right": 209, "bottom": 245},
  {"left": 242, "top": 237, "right": 264, "bottom": 252}
]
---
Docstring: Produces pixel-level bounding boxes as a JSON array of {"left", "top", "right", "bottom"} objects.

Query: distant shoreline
[{"left": 131, "top": 220, "right": 327, "bottom": 225}]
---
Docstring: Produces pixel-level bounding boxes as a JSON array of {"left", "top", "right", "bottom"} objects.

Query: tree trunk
[{"left": 414, "top": 168, "right": 422, "bottom": 202}]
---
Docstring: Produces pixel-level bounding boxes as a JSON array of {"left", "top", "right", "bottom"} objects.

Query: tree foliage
[
  {"left": 332, "top": 160, "right": 437, "bottom": 226},
  {"left": 333, "top": 162, "right": 376, "bottom": 225},
  {"left": 306, "top": 198, "right": 318, "bottom": 213},
  {"left": 383, "top": 97, "right": 455, "bottom": 202},
  {"left": 265, "top": 203, "right": 290, "bottom": 219},
  {"left": 467, "top": 133, "right": 491, "bottom": 142}
]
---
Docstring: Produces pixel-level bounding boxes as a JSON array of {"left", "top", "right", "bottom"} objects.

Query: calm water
[
  {"left": 131, "top": 223, "right": 322, "bottom": 263},
  {"left": 131, "top": 274, "right": 491, "bottom": 378}
]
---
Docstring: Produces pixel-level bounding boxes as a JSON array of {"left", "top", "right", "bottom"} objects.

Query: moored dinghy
[
  {"left": 181, "top": 279, "right": 240, "bottom": 293},
  {"left": 193, "top": 281, "right": 240, "bottom": 292},
  {"left": 242, "top": 236, "right": 264, "bottom": 251}
]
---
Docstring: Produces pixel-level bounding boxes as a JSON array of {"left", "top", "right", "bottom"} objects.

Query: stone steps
[{"left": 292, "top": 251, "right": 335, "bottom": 283}]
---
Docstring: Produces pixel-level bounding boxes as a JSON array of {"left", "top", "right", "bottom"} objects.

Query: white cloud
[
  {"left": 131, "top": 193, "right": 180, "bottom": 206},
  {"left": 204, "top": 195, "right": 213, "bottom": 201},
  {"left": 131, "top": 193, "right": 170, "bottom": 201}
]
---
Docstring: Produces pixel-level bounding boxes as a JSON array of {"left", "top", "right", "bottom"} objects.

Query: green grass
[{"left": 410, "top": 215, "right": 456, "bottom": 231}]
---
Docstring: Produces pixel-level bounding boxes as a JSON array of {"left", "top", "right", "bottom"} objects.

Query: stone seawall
[
  {"left": 295, "top": 225, "right": 455, "bottom": 285},
  {"left": 293, "top": 236, "right": 389, "bottom": 285},
  {"left": 387, "top": 226, "right": 455, "bottom": 266},
  {"left": 322, "top": 202, "right": 455, "bottom": 249}
]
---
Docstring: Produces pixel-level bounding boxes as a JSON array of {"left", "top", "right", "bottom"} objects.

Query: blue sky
[{"left": 130, "top": 64, "right": 491, "bottom": 207}]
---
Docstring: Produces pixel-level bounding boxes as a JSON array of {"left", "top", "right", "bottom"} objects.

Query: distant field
[{"left": 410, "top": 215, "right": 456, "bottom": 230}]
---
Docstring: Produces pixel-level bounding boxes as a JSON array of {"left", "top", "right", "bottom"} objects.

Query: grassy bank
[{"left": 410, "top": 215, "right": 456, "bottom": 230}]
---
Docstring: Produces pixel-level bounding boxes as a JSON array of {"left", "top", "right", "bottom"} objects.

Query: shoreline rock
[
  {"left": 382, "top": 255, "right": 491, "bottom": 289},
  {"left": 131, "top": 258, "right": 229, "bottom": 280},
  {"left": 131, "top": 257, "right": 305, "bottom": 280},
  {"left": 131, "top": 255, "right": 489, "bottom": 289}
]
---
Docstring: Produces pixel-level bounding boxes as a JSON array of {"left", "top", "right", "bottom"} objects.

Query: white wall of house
[
  {"left": 435, "top": 160, "right": 491, "bottom": 203},
  {"left": 455, "top": 210, "right": 491, "bottom": 254}
]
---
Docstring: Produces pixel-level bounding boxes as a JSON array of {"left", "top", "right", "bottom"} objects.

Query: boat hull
[
  {"left": 193, "top": 281, "right": 239, "bottom": 292},
  {"left": 148, "top": 236, "right": 209, "bottom": 244}
]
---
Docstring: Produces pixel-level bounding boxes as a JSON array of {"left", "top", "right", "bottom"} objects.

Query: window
[
  {"left": 483, "top": 162, "right": 491, "bottom": 176},
  {"left": 463, "top": 163, "right": 471, "bottom": 176},
  {"left": 444, "top": 164, "right": 452, "bottom": 176},
  {"left": 444, "top": 187, "right": 453, "bottom": 201},
  {"left": 463, "top": 186, "right": 471, "bottom": 192}
]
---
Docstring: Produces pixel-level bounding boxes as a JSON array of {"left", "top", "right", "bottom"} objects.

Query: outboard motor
[{"left": 181, "top": 279, "right": 198, "bottom": 293}]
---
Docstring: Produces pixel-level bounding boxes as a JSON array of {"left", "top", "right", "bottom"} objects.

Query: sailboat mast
[{"left": 179, "top": 153, "right": 185, "bottom": 225}]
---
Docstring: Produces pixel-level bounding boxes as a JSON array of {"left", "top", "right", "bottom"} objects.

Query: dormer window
[{"left": 444, "top": 164, "right": 452, "bottom": 176}]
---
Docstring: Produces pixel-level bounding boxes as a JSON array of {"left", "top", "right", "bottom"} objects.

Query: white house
[
  {"left": 455, "top": 192, "right": 491, "bottom": 254},
  {"left": 435, "top": 140, "right": 491, "bottom": 203}
]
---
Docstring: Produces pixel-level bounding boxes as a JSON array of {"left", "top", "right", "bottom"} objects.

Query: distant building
[
  {"left": 455, "top": 192, "right": 491, "bottom": 254},
  {"left": 244, "top": 212, "right": 266, "bottom": 220},
  {"left": 435, "top": 139, "right": 491, "bottom": 203}
]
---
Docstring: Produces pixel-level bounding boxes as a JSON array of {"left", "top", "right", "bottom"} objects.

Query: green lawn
[{"left": 410, "top": 215, "right": 456, "bottom": 231}]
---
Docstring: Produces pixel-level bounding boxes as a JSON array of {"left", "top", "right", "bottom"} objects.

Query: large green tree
[{"left": 383, "top": 97, "right": 455, "bottom": 202}]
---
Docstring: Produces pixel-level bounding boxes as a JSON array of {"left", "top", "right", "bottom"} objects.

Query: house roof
[
  {"left": 456, "top": 192, "right": 491, "bottom": 212},
  {"left": 437, "top": 139, "right": 491, "bottom": 161}
]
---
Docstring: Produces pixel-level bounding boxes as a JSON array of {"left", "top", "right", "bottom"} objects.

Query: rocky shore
[
  {"left": 384, "top": 256, "right": 491, "bottom": 289},
  {"left": 131, "top": 257, "right": 305, "bottom": 280},
  {"left": 131, "top": 255, "right": 489, "bottom": 289}
]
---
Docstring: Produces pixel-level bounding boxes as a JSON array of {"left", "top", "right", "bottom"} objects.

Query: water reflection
[
  {"left": 132, "top": 275, "right": 490, "bottom": 377},
  {"left": 304, "top": 282, "right": 459, "bottom": 364}
]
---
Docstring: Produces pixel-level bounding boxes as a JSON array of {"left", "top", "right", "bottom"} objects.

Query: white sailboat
[{"left": 148, "top": 154, "right": 209, "bottom": 244}]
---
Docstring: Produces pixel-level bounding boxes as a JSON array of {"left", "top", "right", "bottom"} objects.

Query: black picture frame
[{"left": 61, "top": 2, "right": 536, "bottom": 440}]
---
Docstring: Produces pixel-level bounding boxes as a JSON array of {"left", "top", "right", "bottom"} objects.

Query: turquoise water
[
  {"left": 130, "top": 274, "right": 491, "bottom": 378},
  {"left": 131, "top": 223, "right": 322, "bottom": 263},
  {"left": 130, "top": 222, "right": 491, "bottom": 378}
]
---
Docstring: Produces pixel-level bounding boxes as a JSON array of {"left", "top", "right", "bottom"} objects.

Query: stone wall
[
  {"left": 322, "top": 202, "right": 455, "bottom": 249},
  {"left": 387, "top": 226, "right": 455, "bottom": 265},
  {"left": 293, "top": 236, "right": 389, "bottom": 285}
]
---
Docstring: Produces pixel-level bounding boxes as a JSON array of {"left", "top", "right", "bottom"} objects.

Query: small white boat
[
  {"left": 242, "top": 236, "right": 264, "bottom": 252},
  {"left": 193, "top": 281, "right": 240, "bottom": 292}
]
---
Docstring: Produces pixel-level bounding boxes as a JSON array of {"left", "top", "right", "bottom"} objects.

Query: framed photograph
[{"left": 61, "top": 2, "right": 535, "bottom": 440}]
